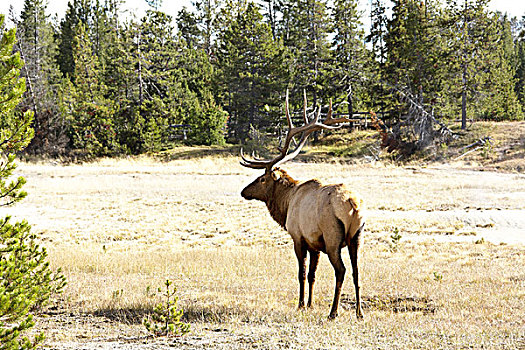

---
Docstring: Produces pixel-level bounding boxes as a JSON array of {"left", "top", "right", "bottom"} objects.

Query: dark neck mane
[{"left": 266, "top": 169, "right": 297, "bottom": 228}]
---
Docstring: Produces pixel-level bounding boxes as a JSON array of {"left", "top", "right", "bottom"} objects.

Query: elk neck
[{"left": 265, "top": 170, "right": 298, "bottom": 228}]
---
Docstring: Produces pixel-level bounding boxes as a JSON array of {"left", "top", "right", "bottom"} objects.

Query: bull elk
[{"left": 240, "top": 91, "right": 365, "bottom": 319}]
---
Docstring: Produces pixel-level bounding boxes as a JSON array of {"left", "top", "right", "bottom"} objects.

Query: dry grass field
[{"left": 3, "top": 155, "right": 524, "bottom": 349}]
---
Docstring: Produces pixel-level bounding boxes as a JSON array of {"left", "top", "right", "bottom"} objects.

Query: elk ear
[{"left": 271, "top": 170, "right": 280, "bottom": 181}]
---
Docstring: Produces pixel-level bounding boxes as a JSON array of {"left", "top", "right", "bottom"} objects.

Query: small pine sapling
[
  {"left": 389, "top": 227, "right": 402, "bottom": 252},
  {"left": 433, "top": 271, "right": 443, "bottom": 282},
  {"left": 143, "top": 279, "right": 190, "bottom": 337}
]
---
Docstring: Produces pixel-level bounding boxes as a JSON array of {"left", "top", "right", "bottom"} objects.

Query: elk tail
[{"left": 347, "top": 195, "right": 365, "bottom": 242}]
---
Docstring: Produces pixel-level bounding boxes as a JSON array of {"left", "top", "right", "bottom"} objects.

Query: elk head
[{"left": 240, "top": 170, "right": 282, "bottom": 201}]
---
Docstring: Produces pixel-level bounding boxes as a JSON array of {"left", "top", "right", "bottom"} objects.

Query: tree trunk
[
  {"left": 461, "top": 0, "right": 468, "bottom": 130},
  {"left": 137, "top": 27, "right": 143, "bottom": 107},
  {"left": 461, "top": 90, "right": 467, "bottom": 130},
  {"left": 267, "top": 0, "right": 276, "bottom": 40},
  {"left": 16, "top": 42, "right": 38, "bottom": 118},
  {"left": 461, "top": 63, "right": 467, "bottom": 130},
  {"left": 347, "top": 85, "right": 353, "bottom": 116}
]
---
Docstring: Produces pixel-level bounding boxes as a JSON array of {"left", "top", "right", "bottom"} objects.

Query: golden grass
[
  {"left": 6, "top": 156, "right": 524, "bottom": 349},
  {"left": 45, "top": 242, "right": 524, "bottom": 348}
]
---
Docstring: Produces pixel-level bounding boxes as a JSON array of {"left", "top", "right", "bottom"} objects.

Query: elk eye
[{"left": 260, "top": 178, "right": 266, "bottom": 183}]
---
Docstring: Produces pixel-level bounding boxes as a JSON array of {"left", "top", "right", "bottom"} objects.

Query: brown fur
[
  {"left": 266, "top": 169, "right": 297, "bottom": 228},
  {"left": 241, "top": 168, "right": 365, "bottom": 320}
]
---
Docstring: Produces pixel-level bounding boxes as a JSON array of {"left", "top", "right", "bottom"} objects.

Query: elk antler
[{"left": 240, "top": 90, "right": 352, "bottom": 172}]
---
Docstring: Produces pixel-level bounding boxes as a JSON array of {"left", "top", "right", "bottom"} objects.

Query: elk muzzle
[{"left": 241, "top": 186, "right": 254, "bottom": 200}]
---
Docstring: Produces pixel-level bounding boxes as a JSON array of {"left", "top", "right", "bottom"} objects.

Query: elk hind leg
[
  {"left": 326, "top": 246, "right": 346, "bottom": 319},
  {"left": 325, "top": 218, "right": 347, "bottom": 319},
  {"left": 348, "top": 224, "right": 364, "bottom": 319},
  {"left": 307, "top": 249, "right": 320, "bottom": 308},
  {"left": 293, "top": 239, "right": 308, "bottom": 309}
]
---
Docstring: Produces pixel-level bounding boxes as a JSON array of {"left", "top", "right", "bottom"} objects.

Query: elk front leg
[
  {"left": 307, "top": 249, "right": 320, "bottom": 308},
  {"left": 294, "top": 240, "right": 308, "bottom": 309},
  {"left": 349, "top": 231, "right": 364, "bottom": 319},
  {"left": 326, "top": 247, "right": 346, "bottom": 319}
]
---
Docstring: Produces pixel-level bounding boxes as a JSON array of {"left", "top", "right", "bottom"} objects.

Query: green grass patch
[{"left": 305, "top": 129, "right": 379, "bottom": 158}]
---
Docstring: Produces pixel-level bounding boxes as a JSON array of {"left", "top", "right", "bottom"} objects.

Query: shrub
[
  {"left": 0, "top": 14, "right": 66, "bottom": 349},
  {"left": 143, "top": 279, "right": 190, "bottom": 337}
]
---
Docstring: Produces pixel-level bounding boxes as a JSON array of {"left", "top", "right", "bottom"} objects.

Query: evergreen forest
[{"left": 4, "top": 0, "right": 525, "bottom": 157}]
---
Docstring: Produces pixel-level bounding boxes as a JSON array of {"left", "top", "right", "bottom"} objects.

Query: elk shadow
[
  {"left": 38, "top": 304, "right": 151, "bottom": 326},
  {"left": 91, "top": 306, "right": 151, "bottom": 325},
  {"left": 340, "top": 294, "right": 437, "bottom": 314},
  {"left": 180, "top": 303, "right": 290, "bottom": 324},
  {"left": 89, "top": 303, "right": 280, "bottom": 325}
]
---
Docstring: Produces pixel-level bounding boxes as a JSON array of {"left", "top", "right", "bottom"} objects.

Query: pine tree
[
  {"left": 104, "top": 18, "right": 143, "bottom": 153},
  {"left": 193, "top": 0, "right": 222, "bottom": 56},
  {"left": 479, "top": 13, "right": 523, "bottom": 120},
  {"left": 366, "top": 0, "right": 388, "bottom": 112},
  {"left": 383, "top": 1, "right": 450, "bottom": 113},
  {"left": 384, "top": 0, "right": 428, "bottom": 109},
  {"left": 121, "top": 9, "right": 179, "bottom": 152},
  {"left": 260, "top": 0, "right": 279, "bottom": 39},
  {"left": 331, "top": 0, "right": 371, "bottom": 116},
  {"left": 182, "top": 86, "right": 228, "bottom": 146},
  {"left": 11, "top": 0, "right": 67, "bottom": 155},
  {"left": 515, "top": 18, "right": 525, "bottom": 107},
  {"left": 280, "top": 0, "right": 333, "bottom": 108},
  {"left": 61, "top": 23, "right": 118, "bottom": 156},
  {"left": 367, "top": 0, "right": 387, "bottom": 66},
  {"left": 109, "top": 5, "right": 228, "bottom": 151},
  {"left": 105, "top": 13, "right": 169, "bottom": 154},
  {"left": 177, "top": 7, "right": 201, "bottom": 49},
  {"left": 57, "top": 0, "right": 120, "bottom": 82},
  {"left": 216, "top": 1, "right": 288, "bottom": 141},
  {"left": 174, "top": 45, "right": 228, "bottom": 145},
  {"left": 143, "top": 280, "right": 190, "bottom": 337},
  {"left": 0, "top": 14, "right": 66, "bottom": 349},
  {"left": 56, "top": 1, "right": 78, "bottom": 79},
  {"left": 91, "top": 0, "right": 121, "bottom": 79},
  {"left": 384, "top": 0, "right": 410, "bottom": 86},
  {"left": 56, "top": 0, "right": 92, "bottom": 80},
  {"left": 443, "top": 0, "right": 522, "bottom": 127},
  {"left": 371, "top": 0, "right": 458, "bottom": 154}
]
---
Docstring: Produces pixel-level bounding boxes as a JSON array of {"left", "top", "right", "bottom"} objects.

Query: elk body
[{"left": 240, "top": 91, "right": 365, "bottom": 319}]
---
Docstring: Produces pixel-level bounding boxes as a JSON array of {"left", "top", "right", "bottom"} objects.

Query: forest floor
[
  {"left": 151, "top": 120, "right": 525, "bottom": 173},
  {"left": 4, "top": 137, "right": 524, "bottom": 349}
]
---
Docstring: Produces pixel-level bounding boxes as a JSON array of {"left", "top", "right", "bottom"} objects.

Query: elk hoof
[
  {"left": 356, "top": 306, "right": 364, "bottom": 320},
  {"left": 297, "top": 302, "right": 305, "bottom": 309},
  {"left": 328, "top": 313, "right": 338, "bottom": 320}
]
